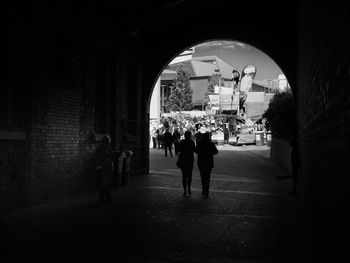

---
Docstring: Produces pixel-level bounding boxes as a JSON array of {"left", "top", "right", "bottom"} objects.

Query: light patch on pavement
[
  {"left": 128, "top": 185, "right": 286, "bottom": 197},
  {"left": 150, "top": 170, "right": 267, "bottom": 183}
]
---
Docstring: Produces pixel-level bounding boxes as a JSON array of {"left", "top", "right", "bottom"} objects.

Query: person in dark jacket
[
  {"left": 172, "top": 128, "right": 181, "bottom": 155},
  {"left": 95, "top": 135, "right": 114, "bottom": 202},
  {"left": 177, "top": 131, "right": 195, "bottom": 196},
  {"left": 194, "top": 132, "right": 218, "bottom": 198},
  {"left": 156, "top": 128, "right": 162, "bottom": 149},
  {"left": 162, "top": 128, "right": 173, "bottom": 157}
]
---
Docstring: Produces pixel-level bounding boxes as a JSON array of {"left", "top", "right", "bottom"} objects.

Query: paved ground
[{"left": 2, "top": 145, "right": 298, "bottom": 263}]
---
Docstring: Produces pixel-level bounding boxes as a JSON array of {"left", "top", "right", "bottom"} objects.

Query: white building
[{"left": 149, "top": 48, "right": 195, "bottom": 125}]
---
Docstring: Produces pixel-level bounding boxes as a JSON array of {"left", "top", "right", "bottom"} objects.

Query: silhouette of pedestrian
[
  {"left": 151, "top": 127, "right": 157, "bottom": 149},
  {"left": 163, "top": 128, "right": 173, "bottom": 157},
  {"left": 195, "top": 132, "right": 218, "bottom": 198},
  {"left": 195, "top": 126, "right": 205, "bottom": 144},
  {"left": 172, "top": 128, "right": 181, "bottom": 155},
  {"left": 95, "top": 135, "right": 114, "bottom": 203},
  {"left": 176, "top": 131, "right": 195, "bottom": 196},
  {"left": 156, "top": 128, "right": 162, "bottom": 149}
]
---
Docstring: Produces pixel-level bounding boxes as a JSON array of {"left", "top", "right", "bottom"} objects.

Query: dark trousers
[
  {"left": 152, "top": 137, "right": 157, "bottom": 148},
  {"left": 181, "top": 165, "right": 193, "bottom": 191},
  {"left": 174, "top": 142, "right": 179, "bottom": 155},
  {"left": 199, "top": 167, "right": 212, "bottom": 195},
  {"left": 164, "top": 145, "right": 173, "bottom": 157},
  {"left": 99, "top": 186, "right": 111, "bottom": 201},
  {"left": 97, "top": 170, "right": 112, "bottom": 201},
  {"left": 157, "top": 137, "right": 162, "bottom": 148}
]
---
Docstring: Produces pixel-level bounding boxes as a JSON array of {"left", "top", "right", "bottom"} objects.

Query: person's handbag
[{"left": 176, "top": 155, "right": 183, "bottom": 168}]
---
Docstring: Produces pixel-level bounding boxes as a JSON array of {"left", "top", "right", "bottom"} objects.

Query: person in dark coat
[
  {"left": 95, "top": 135, "right": 114, "bottom": 202},
  {"left": 156, "top": 128, "right": 162, "bottom": 149},
  {"left": 177, "top": 131, "right": 195, "bottom": 196},
  {"left": 194, "top": 132, "right": 218, "bottom": 198},
  {"left": 162, "top": 128, "right": 173, "bottom": 157},
  {"left": 172, "top": 128, "right": 181, "bottom": 155}
]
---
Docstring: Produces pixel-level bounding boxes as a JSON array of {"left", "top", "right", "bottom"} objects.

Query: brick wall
[
  {"left": 298, "top": 2, "right": 350, "bottom": 261},
  {"left": 29, "top": 88, "right": 82, "bottom": 203}
]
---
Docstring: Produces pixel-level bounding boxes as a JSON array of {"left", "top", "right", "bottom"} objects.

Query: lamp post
[
  {"left": 214, "top": 68, "right": 222, "bottom": 114},
  {"left": 160, "top": 84, "right": 166, "bottom": 115}
]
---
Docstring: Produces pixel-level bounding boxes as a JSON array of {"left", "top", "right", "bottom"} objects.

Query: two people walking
[
  {"left": 162, "top": 127, "right": 181, "bottom": 157},
  {"left": 177, "top": 129, "right": 218, "bottom": 198}
]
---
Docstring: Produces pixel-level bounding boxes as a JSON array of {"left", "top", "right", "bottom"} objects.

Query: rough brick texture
[
  {"left": 29, "top": 88, "right": 82, "bottom": 204},
  {"left": 298, "top": 2, "right": 350, "bottom": 261}
]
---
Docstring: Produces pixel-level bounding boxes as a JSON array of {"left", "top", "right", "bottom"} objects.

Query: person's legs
[
  {"left": 169, "top": 145, "right": 173, "bottom": 157},
  {"left": 205, "top": 169, "right": 212, "bottom": 196},
  {"left": 164, "top": 145, "right": 168, "bottom": 156},
  {"left": 201, "top": 168, "right": 212, "bottom": 197},
  {"left": 199, "top": 167, "right": 205, "bottom": 194},
  {"left": 187, "top": 165, "right": 193, "bottom": 195},
  {"left": 97, "top": 170, "right": 105, "bottom": 201},
  {"left": 181, "top": 168, "right": 187, "bottom": 196},
  {"left": 174, "top": 143, "right": 179, "bottom": 155}
]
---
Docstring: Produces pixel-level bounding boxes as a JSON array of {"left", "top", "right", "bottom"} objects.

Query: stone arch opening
[{"left": 147, "top": 39, "right": 294, "bottom": 196}]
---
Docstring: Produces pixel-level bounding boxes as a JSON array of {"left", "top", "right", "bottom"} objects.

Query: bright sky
[{"left": 192, "top": 40, "right": 283, "bottom": 81}]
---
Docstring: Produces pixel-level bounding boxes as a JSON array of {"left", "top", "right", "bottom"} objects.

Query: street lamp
[
  {"left": 160, "top": 84, "right": 166, "bottom": 114},
  {"left": 214, "top": 68, "right": 222, "bottom": 114}
]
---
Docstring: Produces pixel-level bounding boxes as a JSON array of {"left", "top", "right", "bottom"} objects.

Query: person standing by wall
[
  {"left": 176, "top": 131, "right": 195, "bottom": 196},
  {"left": 95, "top": 135, "right": 114, "bottom": 203},
  {"left": 194, "top": 132, "right": 218, "bottom": 198}
]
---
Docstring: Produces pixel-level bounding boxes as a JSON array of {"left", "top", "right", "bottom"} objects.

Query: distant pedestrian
[
  {"left": 156, "top": 128, "right": 162, "bottom": 149},
  {"left": 176, "top": 131, "right": 195, "bottom": 196},
  {"left": 151, "top": 127, "right": 157, "bottom": 149},
  {"left": 172, "top": 128, "right": 181, "bottom": 155},
  {"left": 195, "top": 132, "right": 218, "bottom": 198},
  {"left": 163, "top": 128, "right": 173, "bottom": 157},
  {"left": 95, "top": 135, "right": 114, "bottom": 203}
]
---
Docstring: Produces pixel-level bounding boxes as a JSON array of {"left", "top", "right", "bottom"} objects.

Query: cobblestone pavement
[{"left": 2, "top": 145, "right": 298, "bottom": 263}]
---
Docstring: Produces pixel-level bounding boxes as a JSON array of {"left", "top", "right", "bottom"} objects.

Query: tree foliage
[
  {"left": 262, "top": 88, "right": 295, "bottom": 142},
  {"left": 204, "top": 69, "right": 226, "bottom": 107},
  {"left": 167, "top": 65, "right": 193, "bottom": 112},
  {"left": 208, "top": 69, "right": 226, "bottom": 93}
]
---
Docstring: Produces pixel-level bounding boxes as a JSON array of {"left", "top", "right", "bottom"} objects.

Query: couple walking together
[{"left": 176, "top": 130, "right": 218, "bottom": 198}]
